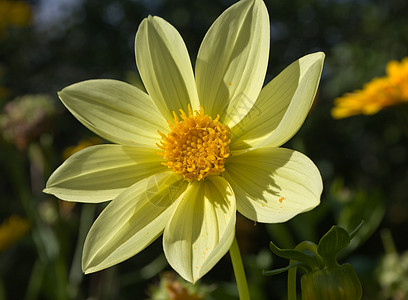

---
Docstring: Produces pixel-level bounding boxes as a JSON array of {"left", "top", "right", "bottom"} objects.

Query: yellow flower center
[{"left": 158, "top": 106, "right": 231, "bottom": 181}]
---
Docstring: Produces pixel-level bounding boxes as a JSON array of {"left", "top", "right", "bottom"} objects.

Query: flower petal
[
  {"left": 58, "top": 79, "right": 168, "bottom": 147},
  {"left": 195, "top": 0, "right": 269, "bottom": 127},
  {"left": 44, "top": 145, "right": 166, "bottom": 203},
  {"left": 224, "top": 147, "right": 322, "bottom": 223},
  {"left": 135, "top": 16, "right": 200, "bottom": 120},
  {"left": 231, "top": 52, "right": 325, "bottom": 150},
  {"left": 163, "top": 176, "right": 236, "bottom": 283},
  {"left": 82, "top": 172, "right": 187, "bottom": 274}
]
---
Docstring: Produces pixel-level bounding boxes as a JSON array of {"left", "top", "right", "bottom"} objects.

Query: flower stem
[
  {"left": 287, "top": 259, "right": 297, "bottom": 300},
  {"left": 229, "top": 236, "right": 250, "bottom": 300}
]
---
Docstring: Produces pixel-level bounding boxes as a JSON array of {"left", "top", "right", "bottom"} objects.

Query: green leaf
[
  {"left": 269, "top": 241, "right": 317, "bottom": 268},
  {"left": 317, "top": 226, "right": 350, "bottom": 264},
  {"left": 349, "top": 220, "right": 364, "bottom": 240},
  {"left": 263, "top": 262, "right": 310, "bottom": 276}
]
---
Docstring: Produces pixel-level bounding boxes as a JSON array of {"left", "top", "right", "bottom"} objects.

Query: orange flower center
[{"left": 158, "top": 106, "right": 231, "bottom": 181}]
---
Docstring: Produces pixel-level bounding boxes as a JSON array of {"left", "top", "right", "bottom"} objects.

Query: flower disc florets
[{"left": 158, "top": 106, "right": 231, "bottom": 181}]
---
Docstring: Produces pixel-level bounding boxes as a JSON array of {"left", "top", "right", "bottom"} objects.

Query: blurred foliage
[
  {"left": 1, "top": 0, "right": 408, "bottom": 299},
  {"left": 377, "top": 230, "right": 408, "bottom": 300},
  {"left": 0, "top": 94, "right": 56, "bottom": 151}
]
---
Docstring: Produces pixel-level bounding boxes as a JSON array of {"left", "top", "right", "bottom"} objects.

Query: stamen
[{"left": 158, "top": 106, "right": 231, "bottom": 181}]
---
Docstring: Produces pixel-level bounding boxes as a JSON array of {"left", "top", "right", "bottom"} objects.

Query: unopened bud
[{"left": 301, "top": 263, "right": 362, "bottom": 300}]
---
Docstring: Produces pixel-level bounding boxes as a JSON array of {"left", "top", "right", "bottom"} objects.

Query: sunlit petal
[
  {"left": 163, "top": 176, "right": 236, "bottom": 283},
  {"left": 58, "top": 79, "right": 168, "bottom": 147},
  {"left": 135, "top": 16, "right": 200, "bottom": 120},
  {"left": 82, "top": 172, "right": 187, "bottom": 274},
  {"left": 44, "top": 145, "right": 167, "bottom": 203},
  {"left": 231, "top": 52, "right": 324, "bottom": 149},
  {"left": 224, "top": 147, "right": 322, "bottom": 223},
  {"left": 195, "top": 0, "right": 269, "bottom": 127}
]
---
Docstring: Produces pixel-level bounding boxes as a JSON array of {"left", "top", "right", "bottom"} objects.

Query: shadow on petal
[{"left": 224, "top": 147, "right": 322, "bottom": 223}]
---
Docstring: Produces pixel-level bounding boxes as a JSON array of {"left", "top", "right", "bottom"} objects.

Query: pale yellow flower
[
  {"left": 44, "top": 0, "right": 324, "bottom": 283},
  {"left": 332, "top": 57, "right": 408, "bottom": 119}
]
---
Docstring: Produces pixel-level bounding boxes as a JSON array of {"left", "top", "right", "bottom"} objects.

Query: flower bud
[{"left": 301, "top": 263, "right": 362, "bottom": 300}]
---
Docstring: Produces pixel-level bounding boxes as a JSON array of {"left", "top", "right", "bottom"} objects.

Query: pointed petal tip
[
  {"left": 316, "top": 51, "right": 325, "bottom": 57},
  {"left": 82, "top": 263, "right": 95, "bottom": 275},
  {"left": 310, "top": 51, "right": 326, "bottom": 61},
  {"left": 81, "top": 260, "right": 89, "bottom": 274},
  {"left": 42, "top": 187, "right": 51, "bottom": 194},
  {"left": 144, "top": 15, "right": 158, "bottom": 24},
  {"left": 142, "top": 15, "right": 165, "bottom": 28},
  {"left": 317, "top": 51, "right": 325, "bottom": 62},
  {"left": 82, "top": 258, "right": 104, "bottom": 275},
  {"left": 81, "top": 249, "right": 107, "bottom": 275}
]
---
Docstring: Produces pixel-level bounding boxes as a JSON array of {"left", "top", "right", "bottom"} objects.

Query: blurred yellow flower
[
  {"left": 0, "top": 215, "right": 30, "bottom": 252},
  {"left": 44, "top": 0, "right": 324, "bottom": 283},
  {"left": 0, "top": 0, "right": 31, "bottom": 36},
  {"left": 332, "top": 57, "right": 408, "bottom": 119}
]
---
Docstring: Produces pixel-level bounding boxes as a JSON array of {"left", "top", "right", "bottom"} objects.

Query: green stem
[
  {"left": 287, "top": 259, "right": 297, "bottom": 300},
  {"left": 229, "top": 237, "right": 250, "bottom": 300}
]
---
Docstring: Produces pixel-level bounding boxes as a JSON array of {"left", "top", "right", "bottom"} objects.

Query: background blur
[{"left": 1, "top": 0, "right": 408, "bottom": 299}]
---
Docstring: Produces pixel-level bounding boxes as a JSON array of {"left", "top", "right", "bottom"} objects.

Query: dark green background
[{"left": 1, "top": 0, "right": 408, "bottom": 299}]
